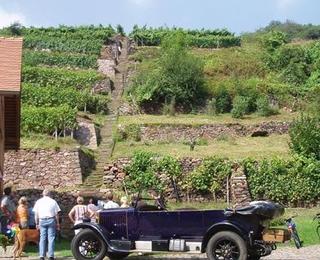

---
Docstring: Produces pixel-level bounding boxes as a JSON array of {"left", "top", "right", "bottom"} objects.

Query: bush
[
  {"left": 124, "top": 151, "right": 163, "bottom": 193},
  {"left": 214, "top": 87, "right": 232, "bottom": 113},
  {"left": 256, "top": 95, "right": 278, "bottom": 116},
  {"left": 289, "top": 114, "right": 320, "bottom": 160},
  {"left": 185, "top": 157, "right": 231, "bottom": 199},
  {"left": 231, "top": 96, "right": 249, "bottom": 118},
  {"left": 128, "top": 31, "right": 205, "bottom": 110},
  {"left": 244, "top": 156, "right": 320, "bottom": 205}
]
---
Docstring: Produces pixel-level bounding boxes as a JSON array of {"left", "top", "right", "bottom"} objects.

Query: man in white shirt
[
  {"left": 103, "top": 191, "right": 119, "bottom": 209},
  {"left": 33, "top": 189, "right": 61, "bottom": 260}
]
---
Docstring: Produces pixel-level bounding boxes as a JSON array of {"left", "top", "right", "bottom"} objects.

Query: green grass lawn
[
  {"left": 21, "top": 134, "right": 79, "bottom": 150},
  {"left": 112, "top": 134, "right": 290, "bottom": 159},
  {"left": 118, "top": 111, "right": 297, "bottom": 127}
]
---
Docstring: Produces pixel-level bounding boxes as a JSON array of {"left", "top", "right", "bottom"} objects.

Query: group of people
[
  {"left": 0, "top": 187, "right": 129, "bottom": 260},
  {"left": 0, "top": 187, "right": 60, "bottom": 260}
]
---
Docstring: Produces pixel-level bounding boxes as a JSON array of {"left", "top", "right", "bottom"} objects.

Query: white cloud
[
  {"left": 0, "top": 7, "right": 26, "bottom": 28},
  {"left": 275, "top": 0, "right": 299, "bottom": 10}
]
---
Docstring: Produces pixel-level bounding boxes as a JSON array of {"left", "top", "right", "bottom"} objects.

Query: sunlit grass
[
  {"left": 21, "top": 134, "right": 78, "bottom": 150},
  {"left": 118, "top": 111, "right": 297, "bottom": 127},
  {"left": 113, "top": 134, "right": 290, "bottom": 159}
]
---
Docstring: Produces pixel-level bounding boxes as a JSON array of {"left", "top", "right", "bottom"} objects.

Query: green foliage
[
  {"left": 22, "top": 105, "right": 77, "bottom": 134},
  {"left": 185, "top": 157, "right": 231, "bottom": 195},
  {"left": 214, "top": 86, "right": 232, "bottom": 113},
  {"left": 23, "top": 50, "right": 98, "bottom": 69},
  {"left": 289, "top": 114, "right": 320, "bottom": 160},
  {"left": 157, "top": 155, "right": 182, "bottom": 178},
  {"left": 22, "top": 66, "right": 104, "bottom": 89},
  {"left": 7, "top": 22, "right": 23, "bottom": 36},
  {"left": 262, "top": 20, "right": 320, "bottom": 41},
  {"left": 130, "top": 26, "right": 240, "bottom": 48},
  {"left": 256, "top": 95, "right": 278, "bottom": 116},
  {"left": 129, "top": 32, "right": 205, "bottom": 110},
  {"left": 116, "top": 24, "right": 125, "bottom": 36},
  {"left": 261, "top": 31, "right": 288, "bottom": 52},
  {"left": 244, "top": 155, "right": 320, "bottom": 204},
  {"left": 124, "top": 151, "right": 163, "bottom": 193},
  {"left": 24, "top": 35, "right": 104, "bottom": 55},
  {"left": 23, "top": 25, "right": 115, "bottom": 40},
  {"left": 231, "top": 96, "right": 249, "bottom": 118}
]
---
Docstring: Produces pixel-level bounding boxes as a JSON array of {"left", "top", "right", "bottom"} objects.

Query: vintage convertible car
[{"left": 71, "top": 200, "right": 287, "bottom": 260}]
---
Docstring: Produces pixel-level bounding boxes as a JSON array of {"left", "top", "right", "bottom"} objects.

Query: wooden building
[{"left": 0, "top": 37, "right": 23, "bottom": 195}]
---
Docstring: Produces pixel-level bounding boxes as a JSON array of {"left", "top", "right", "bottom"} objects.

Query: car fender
[
  {"left": 73, "top": 222, "right": 129, "bottom": 253},
  {"left": 201, "top": 221, "right": 248, "bottom": 253}
]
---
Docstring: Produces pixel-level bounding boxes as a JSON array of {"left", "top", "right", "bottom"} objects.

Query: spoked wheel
[
  {"left": 206, "top": 231, "right": 247, "bottom": 260},
  {"left": 71, "top": 229, "right": 107, "bottom": 260}
]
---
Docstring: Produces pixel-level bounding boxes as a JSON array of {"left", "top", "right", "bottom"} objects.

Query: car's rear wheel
[
  {"left": 106, "top": 252, "right": 130, "bottom": 259},
  {"left": 206, "top": 231, "right": 247, "bottom": 260},
  {"left": 71, "top": 229, "right": 107, "bottom": 260}
]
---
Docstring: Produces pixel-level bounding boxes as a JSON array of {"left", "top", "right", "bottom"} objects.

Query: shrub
[
  {"left": 124, "top": 151, "right": 164, "bottom": 193},
  {"left": 128, "top": 31, "right": 205, "bottom": 110},
  {"left": 185, "top": 157, "right": 231, "bottom": 200},
  {"left": 256, "top": 95, "right": 278, "bottom": 116},
  {"left": 214, "top": 87, "right": 232, "bottom": 113},
  {"left": 125, "top": 125, "right": 142, "bottom": 142},
  {"left": 244, "top": 156, "right": 320, "bottom": 205},
  {"left": 289, "top": 114, "right": 320, "bottom": 160},
  {"left": 231, "top": 96, "right": 249, "bottom": 118}
]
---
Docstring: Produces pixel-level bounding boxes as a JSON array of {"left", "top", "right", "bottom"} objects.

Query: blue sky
[{"left": 0, "top": 0, "right": 319, "bottom": 33}]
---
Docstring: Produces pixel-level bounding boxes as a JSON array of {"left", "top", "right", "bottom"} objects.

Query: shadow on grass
[{"left": 25, "top": 239, "right": 73, "bottom": 257}]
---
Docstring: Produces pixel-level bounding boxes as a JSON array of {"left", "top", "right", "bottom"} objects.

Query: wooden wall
[
  {"left": 4, "top": 95, "right": 20, "bottom": 150},
  {"left": 0, "top": 96, "right": 4, "bottom": 195}
]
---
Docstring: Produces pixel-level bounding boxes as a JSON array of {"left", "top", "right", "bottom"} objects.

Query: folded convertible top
[{"left": 224, "top": 201, "right": 284, "bottom": 219}]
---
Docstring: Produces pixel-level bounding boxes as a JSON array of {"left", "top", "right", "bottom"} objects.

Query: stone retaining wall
[
  {"left": 4, "top": 149, "right": 84, "bottom": 189},
  {"left": 137, "top": 121, "right": 289, "bottom": 142},
  {"left": 103, "top": 157, "right": 250, "bottom": 203}
]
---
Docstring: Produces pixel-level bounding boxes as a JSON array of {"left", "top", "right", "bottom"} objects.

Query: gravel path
[{"left": 1, "top": 245, "right": 320, "bottom": 260}]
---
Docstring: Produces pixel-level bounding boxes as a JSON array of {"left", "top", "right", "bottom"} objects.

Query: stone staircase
[{"left": 81, "top": 37, "right": 129, "bottom": 189}]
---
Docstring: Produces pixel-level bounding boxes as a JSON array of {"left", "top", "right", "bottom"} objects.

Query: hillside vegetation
[{"left": 1, "top": 24, "right": 114, "bottom": 140}]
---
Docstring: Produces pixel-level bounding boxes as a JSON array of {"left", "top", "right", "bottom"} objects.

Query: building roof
[{"left": 0, "top": 37, "right": 23, "bottom": 94}]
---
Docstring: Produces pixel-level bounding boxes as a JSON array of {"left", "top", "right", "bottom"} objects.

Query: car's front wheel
[
  {"left": 71, "top": 229, "right": 107, "bottom": 260},
  {"left": 206, "top": 231, "right": 247, "bottom": 260}
]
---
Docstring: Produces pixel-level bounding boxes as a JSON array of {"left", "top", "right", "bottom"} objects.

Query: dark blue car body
[{"left": 72, "top": 201, "right": 284, "bottom": 260}]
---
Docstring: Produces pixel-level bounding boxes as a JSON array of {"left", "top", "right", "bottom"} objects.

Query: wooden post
[{"left": 0, "top": 96, "right": 4, "bottom": 196}]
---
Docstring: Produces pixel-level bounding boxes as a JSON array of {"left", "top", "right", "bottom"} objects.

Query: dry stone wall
[
  {"left": 4, "top": 149, "right": 83, "bottom": 189},
  {"left": 138, "top": 121, "right": 289, "bottom": 142},
  {"left": 103, "top": 157, "right": 250, "bottom": 203}
]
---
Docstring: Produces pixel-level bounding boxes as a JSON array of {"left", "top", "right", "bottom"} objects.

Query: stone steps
[{"left": 81, "top": 37, "right": 130, "bottom": 189}]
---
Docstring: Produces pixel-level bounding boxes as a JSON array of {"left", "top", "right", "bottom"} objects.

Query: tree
[
  {"left": 128, "top": 31, "right": 205, "bottom": 111},
  {"left": 116, "top": 24, "right": 125, "bottom": 36},
  {"left": 8, "top": 22, "right": 23, "bottom": 36}
]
